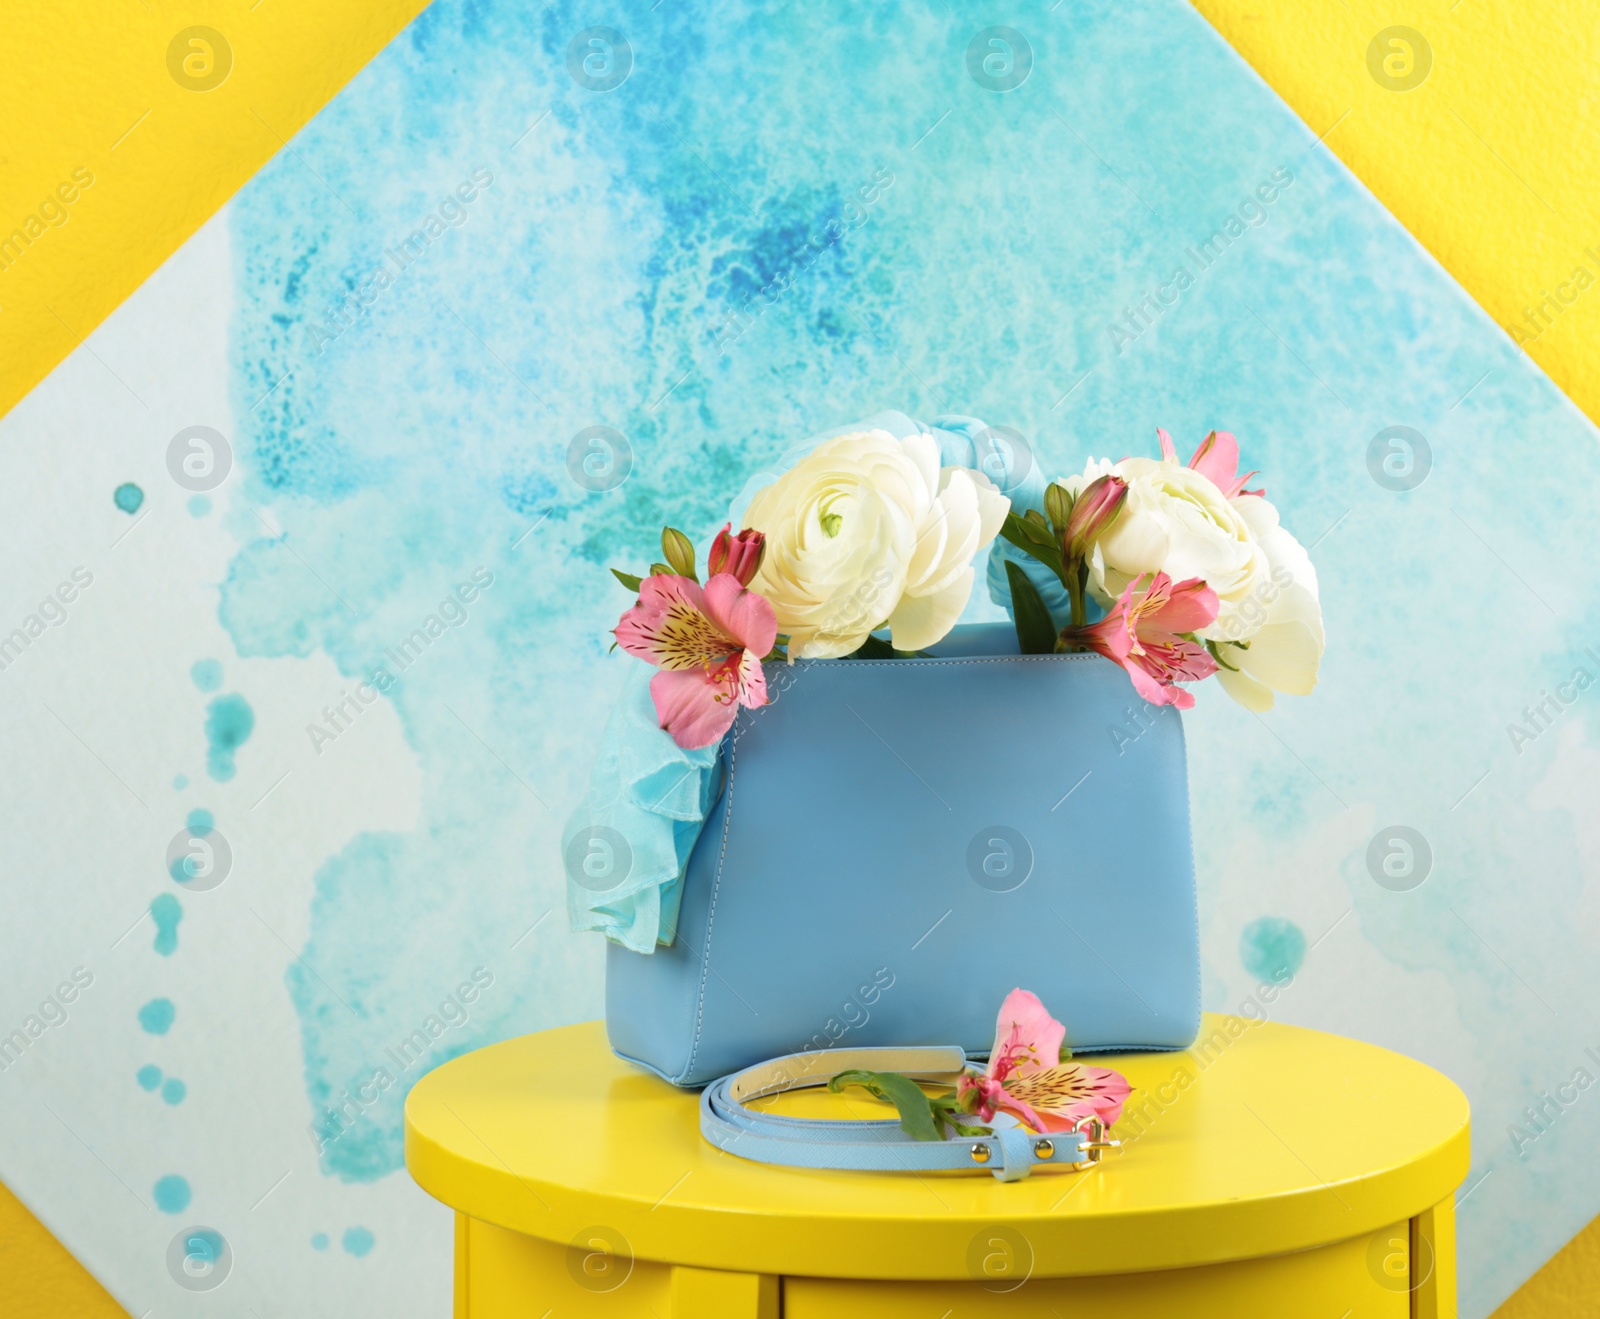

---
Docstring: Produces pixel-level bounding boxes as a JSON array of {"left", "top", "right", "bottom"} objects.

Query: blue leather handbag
[{"left": 605, "top": 622, "right": 1201, "bottom": 1087}]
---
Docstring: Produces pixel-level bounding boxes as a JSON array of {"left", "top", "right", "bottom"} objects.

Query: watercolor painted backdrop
[{"left": 2, "top": 0, "right": 1598, "bottom": 1314}]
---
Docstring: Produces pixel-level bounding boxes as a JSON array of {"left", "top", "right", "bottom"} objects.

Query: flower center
[
  {"left": 654, "top": 603, "right": 740, "bottom": 672},
  {"left": 704, "top": 654, "right": 744, "bottom": 703}
]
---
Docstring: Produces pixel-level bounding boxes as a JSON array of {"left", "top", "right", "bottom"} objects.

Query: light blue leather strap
[{"left": 700, "top": 1045, "right": 1094, "bottom": 1181}]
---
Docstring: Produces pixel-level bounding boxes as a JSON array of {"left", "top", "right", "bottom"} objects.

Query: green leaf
[
  {"left": 611, "top": 569, "right": 644, "bottom": 593},
  {"left": 828, "top": 1070, "right": 943, "bottom": 1141},
  {"left": 866, "top": 1072, "right": 944, "bottom": 1141},
  {"left": 999, "top": 512, "right": 1065, "bottom": 578},
  {"left": 1006, "top": 560, "right": 1057, "bottom": 656},
  {"left": 661, "top": 527, "right": 698, "bottom": 581},
  {"left": 1017, "top": 511, "right": 1062, "bottom": 554}
]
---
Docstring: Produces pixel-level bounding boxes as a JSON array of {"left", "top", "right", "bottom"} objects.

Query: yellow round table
[{"left": 405, "top": 1014, "right": 1469, "bottom": 1317}]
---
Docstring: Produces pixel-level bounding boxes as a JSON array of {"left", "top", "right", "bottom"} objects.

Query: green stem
[
  {"left": 1057, "top": 563, "right": 1094, "bottom": 653},
  {"left": 1068, "top": 569, "right": 1087, "bottom": 630}
]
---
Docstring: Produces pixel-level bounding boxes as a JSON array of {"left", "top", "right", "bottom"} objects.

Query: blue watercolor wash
[
  {"left": 162, "top": 1078, "right": 187, "bottom": 1105},
  {"left": 137, "top": 1065, "right": 162, "bottom": 1092},
  {"left": 113, "top": 483, "right": 144, "bottom": 514},
  {"left": 341, "top": 1226, "right": 375, "bottom": 1258},
  {"left": 216, "top": 3, "right": 1600, "bottom": 1308},
  {"left": 1239, "top": 918, "right": 1307, "bottom": 985},
  {"left": 187, "top": 808, "right": 214, "bottom": 836},
  {"left": 311, "top": 1232, "right": 329, "bottom": 1251},
  {"left": 188, "top": 495, "right": 213, "bottom": 517},
  {"left": 138, "top": 998, "right": 175, "bottom": 1035},
  {"left": 190, "top": 659, "right": 223, "bottom": 692},
  {"left": 153, "top": 1175, "right": 191, "bottom": 1214},
  {"left": 151, "top": 894, "right": 182, "bottom": 955},
  {"left": 173, "top": 774, "right": 188, "bottom": 790},
  {"left": 204, "top": 693, "right": 254, "bottom": 782}
]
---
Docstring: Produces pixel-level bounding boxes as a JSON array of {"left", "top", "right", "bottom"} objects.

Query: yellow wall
[
  {"left": 1191, "top": 0, "right": 1600, "bottom": 428},
  {"left": 0, "top": 0, "right": 429, "bottom": 418},
  {"left": 0, "top": 1179, "right": 126, "bottom": 1319},
  {"left": 1, "top": 0, "right": 1597, "bottom": 1313},
  {"left": 1493, "top": 1217, "right": 1600, "bottom": 1318}
]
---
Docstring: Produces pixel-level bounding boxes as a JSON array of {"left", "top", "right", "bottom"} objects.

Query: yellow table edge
[{"left": 405, "top": 1014, "right": 1471, "bottom": 1282}]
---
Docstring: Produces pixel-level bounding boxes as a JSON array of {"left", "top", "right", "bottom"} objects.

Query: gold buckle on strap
[{"left": 1068, "top": 1116, "right": 1122, "bottom": 1170}]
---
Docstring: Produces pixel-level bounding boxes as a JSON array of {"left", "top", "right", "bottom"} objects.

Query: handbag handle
[{"left": 700, "top": 1045, "right": 1117, "bottom": 1182}]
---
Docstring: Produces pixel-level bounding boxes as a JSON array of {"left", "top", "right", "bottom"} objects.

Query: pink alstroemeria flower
[
  {"left": 614, "top": 573, "right": 777, "bottom": 750},
  {"left": 1068, "top": 571, "right": 1219, "bottom": 709},
  {"left": 1157, "top": 426, "right": 1264, "bottom": 498},
  {"left": 958, "top": 989, "right": 1130, "bottom": 1132}
]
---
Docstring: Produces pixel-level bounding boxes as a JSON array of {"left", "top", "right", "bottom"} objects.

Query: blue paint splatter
[
  {"left": 1239, "top": 917, "right": 1306, "bottom": 985},
  {"left": 341, "top": 1226, "right": 375, "bottom": 1258},
  {"left": 180, "top": 1229, "right": 226, "bottom": 1275},
  {"left": 204, "top": 694, "right": 254, "bottom": 782},
  {"left": 162, "top": 1078, "right": 187, "bottom": 1105},
  {"left": 137, "top": 1065, "right": 162, "bottom": 1092},
  {"left": 190, "top": 659, "right": 223, "bottom": 692},
  {"left": 138, "top": 998, "right": 175, "bottom": 1035},
  {"left": 188, "top": 495, "right": 213, "bottom": 517},
  {"left": 153, "top": 1175, "right": 191, "bottom": 1214},
  {"left": 311, "top": 1232, "right": 329, "bottom": 1251},
  {"left": 151, "top": 894, "right": 182, "bottom": 955},
  {"left": 169, "top": 816, "right": 215, "bottom": 883},
  {"left": 113, "top": 483, "right": 144, "bottom": 514},
  {"left": 173, "top": 774, "right": 188, "bottom": 790}
]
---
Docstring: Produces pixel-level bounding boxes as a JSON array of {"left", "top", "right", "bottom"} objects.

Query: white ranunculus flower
[
  {"left": 1210, "top": 495, "right": 1324, "bottom": 711},
  {"left": 1067, "top": 456, "right": 1270, "bottom": 641},
  {"left": 743, "top": 429, "right": 1009, "bottom": 659}
]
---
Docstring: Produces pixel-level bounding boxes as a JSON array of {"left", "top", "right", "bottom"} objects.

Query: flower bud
[
  {"left": 707, "top": 523, "right": 766, "bottom": 586},
  {"left": 1063, "top": 474, "right": 1128, "bottom": 562},
  {"left": 661, "top": 526, "right": 698, "bottom": 580},
  {"left": 1043, "top": 481, "right": 1073, "bottom": 533}
]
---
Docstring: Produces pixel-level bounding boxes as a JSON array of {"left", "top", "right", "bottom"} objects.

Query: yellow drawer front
[
  {"left": 783, "top": 1226, "right": 1414, "bottom": 1319},
  {"left": 456, "top": 1213, "right": 1438, "bottom": 1318},
  {"left": 459, "top": 1215, "right": 783, "bottom": 1319},
  {"left": 462, "top": 1215, "right": 674, "bottom": 1318}
]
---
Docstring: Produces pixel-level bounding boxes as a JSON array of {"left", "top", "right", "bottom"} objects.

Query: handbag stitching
[{"left": 683, "top": 724, "right": 740, "bottom": 1083}]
